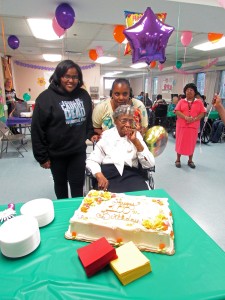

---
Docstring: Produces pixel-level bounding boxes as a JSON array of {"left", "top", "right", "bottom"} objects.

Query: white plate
[
  {"left": 20, "top": 198, "right": 54, "bottom": 227},
  {"left": 0, "top": 215, "right": 40, "bottom": 258}
]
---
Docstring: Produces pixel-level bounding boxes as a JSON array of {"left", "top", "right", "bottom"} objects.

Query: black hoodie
[{"left": 31, "top": 82, "right": 94, "bottom": 164}]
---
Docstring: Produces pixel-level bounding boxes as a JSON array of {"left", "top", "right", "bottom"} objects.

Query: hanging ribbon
[{"left": 14, "top": 60, "right": 96, "bottom": 71}]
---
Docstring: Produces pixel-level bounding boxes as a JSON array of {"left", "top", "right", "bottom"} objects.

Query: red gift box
[{"left": 77, "top": 237, "right": 118, "bottom": 277}]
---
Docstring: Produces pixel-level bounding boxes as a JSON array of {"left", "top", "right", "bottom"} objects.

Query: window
[
  {"left": 153, "top": 77, "right": 158, "bottom": 95},
  {"left": 220, "top": 71, "right": 225, "bottom": 99},
  {"left": 196, "top": 73, "right": 205, "bottom": 95}
]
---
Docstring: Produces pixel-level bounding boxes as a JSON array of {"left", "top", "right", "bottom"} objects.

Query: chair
[
  {"left": 220, "top": 125, "right": 225, "bottom": 143},
  {"left": 84, "top": 165, "right": 155, "bottom": 196},
  {"left": 154, "top": 103, "right": 168, "bottom": 127},
  {"left": 0, "top": 121, "right": 28, "bottom": 158}
]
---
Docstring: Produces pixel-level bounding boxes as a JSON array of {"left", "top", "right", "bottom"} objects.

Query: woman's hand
[
  {"left": 41, "top": 160, "right": 51, "bottom": 169},
  {"left": 126, "top": 127, "right": 136, "bottom": 142},
  {"left": 91, "top": 134, "right": 100, "bottom": 143},
  {"left": 95, "top": 172, "right": 109, "bottom": 191},
  {"left": 212, "top": 94, "right": 222, "bottom": 108}
]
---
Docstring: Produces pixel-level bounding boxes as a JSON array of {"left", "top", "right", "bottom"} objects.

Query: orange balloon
[
  {"left": 150, "top": 61, "right": 156, "bottom": 68},
  {"left": 89, "top": 49, "right": 98, "bottom": 61},
  {"left": 208, "top": 32, "right": 223, "bottom": 43},
  {"left": 113, "top": 25, "right": 126, "bottom": 43}
]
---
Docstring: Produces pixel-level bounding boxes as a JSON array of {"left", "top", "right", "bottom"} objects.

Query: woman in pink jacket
[{"left": 174, "top": 83, "right": 206, "bottom": 169}]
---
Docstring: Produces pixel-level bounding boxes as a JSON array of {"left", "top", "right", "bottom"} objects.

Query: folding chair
[{"left": 0, "top": 121, "right": 28, "bottom": 158}]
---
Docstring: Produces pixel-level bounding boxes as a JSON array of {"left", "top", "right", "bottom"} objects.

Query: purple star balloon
[{"left": 124, "top": 7, "right": 174, "bottom": 65}]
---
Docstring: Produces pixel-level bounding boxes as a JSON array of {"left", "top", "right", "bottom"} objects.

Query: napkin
[
  {"left": 77, "top": 237, "right": 118, "bottom": 277},
  {"left": 110, "top": 241, "right": 151, "bottom": 285}
]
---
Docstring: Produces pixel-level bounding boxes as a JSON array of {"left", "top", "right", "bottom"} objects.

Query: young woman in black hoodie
[{"left": 31, "top": 60, "right": 98, "bottom": 199}]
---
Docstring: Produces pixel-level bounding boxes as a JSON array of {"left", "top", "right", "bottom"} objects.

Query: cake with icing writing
[{"left": 65, "top": 190, "right": 175, "bottom": 255}]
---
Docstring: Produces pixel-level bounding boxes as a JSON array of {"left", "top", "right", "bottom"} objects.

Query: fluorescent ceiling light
[
  {"left": 194, "top": 37, "right": 225, "bottom": 51},
  {"left": 43, "top": 54, "right": 62, "bottom": 62},
  {"left": 27, "top": 18, "right": 64, "bottom": 40},
  {"left": 104, "top": 71, "right": 123, "bottom": 77},
  {"left": 95, "top": 56, "right": 117, "bottom": 64},
  {"left": 130, "top": 62, "right": 148, "bottom": 69}
]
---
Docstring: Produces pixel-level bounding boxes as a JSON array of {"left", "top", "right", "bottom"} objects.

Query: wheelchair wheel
[{"left": 199, "top": 121, "right": 211, "bottom": 144}]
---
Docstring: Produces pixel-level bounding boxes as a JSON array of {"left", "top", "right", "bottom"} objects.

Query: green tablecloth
[{"left": 0, "top": 189, "right": 225, "bottom": 300}]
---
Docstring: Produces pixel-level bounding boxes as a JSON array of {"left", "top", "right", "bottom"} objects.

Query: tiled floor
[{"left": 0, "top": 134, "right": 225, "bottom": 251}]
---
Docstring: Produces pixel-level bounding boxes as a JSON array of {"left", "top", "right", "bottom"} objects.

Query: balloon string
[
  {"left": 175, "top": 4, "right": 181, "bottom": 63},
  {"left": 0, "top": 18, "right": 7, "bottom": 56},
  {"left": 118, "top": 44, "right": 121, "bottom": 64}
]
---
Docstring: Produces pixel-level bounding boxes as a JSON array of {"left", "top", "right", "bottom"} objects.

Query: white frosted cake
[{"left": 65, "top": 190, "right": 175, "bottom": 255}]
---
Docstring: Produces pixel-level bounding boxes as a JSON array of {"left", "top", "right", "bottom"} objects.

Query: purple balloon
[
  {"left": 8, "top": 35, "right": 20, "bottom": 50},
  {"left": 55, "top": 3, "right": 75, "bottom": 30},
  {"left": 124, "top": 7, "right": 174, "bottom": 65}
]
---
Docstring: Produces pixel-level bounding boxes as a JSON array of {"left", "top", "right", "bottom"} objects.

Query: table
[
  {"left": 6, "top": 117, "right": 32, "bottom": 134},
  {"left": 0, "top": 189, "right": 225, "bottom": 300}
]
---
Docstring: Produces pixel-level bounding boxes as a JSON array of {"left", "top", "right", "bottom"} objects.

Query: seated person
[
  {"left": 210, "top": 119, "right": 225, "bottom": 143},
  {"left": 137, "top": 91, "right": 144, "bottom": 101},
  {"left": 86, "top": 105, "right": 155, "bottom": 193},
  {"left": 168, "top": 96, "right": 179, "bottom": 112},
  {"left": 152, "top": 96, "right": 168, "bottom": 127},
  {"left": 92, "top": 78, "right": 148, "bottom": 136},
  {"left": 144, "top": 93, "right": 153, "bottom": 108}
]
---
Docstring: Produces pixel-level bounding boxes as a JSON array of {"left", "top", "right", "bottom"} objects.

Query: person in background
[
  {"left": 213, "top": 94, "right": 225, "bottom": 124},
  {"left": 4, "top": 78, "right": 16, "bottom": 116},
  {"left": 210, "top": 119, "right": 224, "bottom": 143},
  {"left": 4, "top": 77, "right": 20, "bottom": 134},
  {"left": 92, "top": 78, "right": 148, "bottom": 136},
  {"left": 178, "top": 94, "right": 186, "bottom": 100},
  {"left": 144, "top": 93, "right": 152, "bottom": 108},
  {"left": 201, "top": 95, "right": 208, "bottom": 108},
  {"left": 174, "top": 83, "right": 206, "bottom": 169},
  {"left": 137, "top": 91, "right": 144, "bottom": 101},
  {"left": 31, "top": 60, "right": 98, "bottom": 199},
  {"left": 86, "top": 105, "right": 155, "bottom": 192},
  {"left": 168, "top": 95, "right": 179, "bottom": 112}
]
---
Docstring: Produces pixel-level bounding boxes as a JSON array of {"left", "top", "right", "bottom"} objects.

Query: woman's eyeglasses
[
  {"left": 63, "top": 75, "right": 79, "bottom": 80},
  {"left": 118, "top": 118, "right": 134, "bottom": 125}
]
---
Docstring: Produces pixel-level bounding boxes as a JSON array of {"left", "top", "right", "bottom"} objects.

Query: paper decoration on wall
[
  {"left": 37, "top": 77, "right": 46, "bottom": 86},
  {"left": 173, "top": 58, "right": 219, "bottom": 74},
  {"left": 14, "top": 60, "right": 96, "bottom": 71}
]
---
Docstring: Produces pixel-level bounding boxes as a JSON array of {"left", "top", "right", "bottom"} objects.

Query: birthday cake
[{"left": 65, "top": 190, "right": 175, "bottom": 255}]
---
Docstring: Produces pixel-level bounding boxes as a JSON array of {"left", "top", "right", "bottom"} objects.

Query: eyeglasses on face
[
  {"left": 62, "top": 75, "right": 79, "bottom": 80},
  {"left": 118, "top": 118, "right": 134, "bottom": 125}
]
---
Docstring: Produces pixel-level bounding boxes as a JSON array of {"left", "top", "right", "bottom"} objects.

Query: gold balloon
[{"left": 144, "top": 126, "right": 168, "bottom": 157}]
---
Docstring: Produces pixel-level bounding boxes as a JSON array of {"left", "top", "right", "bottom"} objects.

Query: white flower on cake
[{"left": 65, "top": 190, "right": 175, "bottom": 255}]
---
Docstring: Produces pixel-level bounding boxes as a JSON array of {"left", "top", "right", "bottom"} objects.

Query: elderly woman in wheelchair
[{"left": 86, "top": 105, "right": 155, "bottom": 193}]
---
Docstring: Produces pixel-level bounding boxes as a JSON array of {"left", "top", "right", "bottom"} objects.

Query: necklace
[{"left": 187, "top": 100, "right": 194, "bottom": 115}]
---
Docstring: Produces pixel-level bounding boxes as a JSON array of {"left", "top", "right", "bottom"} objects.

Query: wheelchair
[
  {"left": 153, "top": 103, "right": 168, "bottom": 128},
  {"left": 198, "top": 116, "right": 212, "bottom": 144},
  {"left": 171, "top": 115, "right": 212, "bottom": 144},
  {"left": 83, "top": 141, "right": 155, "bottom": 196},
  {"left": 83, "top": 165, "right": 155, "bottom": 196}
]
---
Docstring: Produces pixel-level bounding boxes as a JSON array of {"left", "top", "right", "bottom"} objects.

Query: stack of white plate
[
  {"left": 20, "top": 111, "right": 33, "bottom": 117},
  {"left": 20, "top": 198, "right": 54, "bottom": 228},
  {"left": 0, "top": 215, "right": 40, "bottom": 258}
]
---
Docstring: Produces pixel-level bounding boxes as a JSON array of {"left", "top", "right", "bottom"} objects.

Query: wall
[{"left": 12, "top": 61, "right": 101, "bottom": 100}]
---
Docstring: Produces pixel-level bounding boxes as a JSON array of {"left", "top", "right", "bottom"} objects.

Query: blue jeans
[{"left": 211, "top": 120, "right": 224, "bottom": 143}]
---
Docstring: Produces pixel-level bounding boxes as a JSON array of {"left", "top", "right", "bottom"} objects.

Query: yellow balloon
[{"left": 144, "top": 126, "right": 168, "bottom": 157}]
